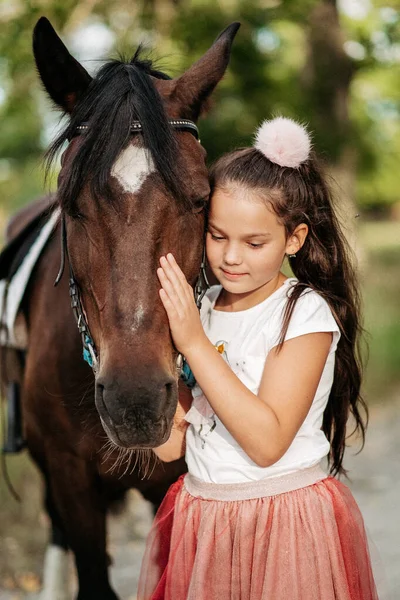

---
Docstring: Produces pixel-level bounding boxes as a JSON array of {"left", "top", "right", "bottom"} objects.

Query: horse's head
[{"left": 33, "top": 17, "right": 239, "bottom": 448}]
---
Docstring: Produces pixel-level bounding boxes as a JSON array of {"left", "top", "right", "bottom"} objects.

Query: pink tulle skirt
[{"left": 137, "top": 466, "right": 378, "bottom": 600}]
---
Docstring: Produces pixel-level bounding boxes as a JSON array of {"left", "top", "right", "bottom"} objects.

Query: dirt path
[{"left": 1, "top": 395, "right": 399, "bottom": 599}]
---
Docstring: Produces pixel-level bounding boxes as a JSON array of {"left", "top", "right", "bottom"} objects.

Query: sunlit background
[{"left": 0, "top": 0, "right": 399, "bottom": 598}]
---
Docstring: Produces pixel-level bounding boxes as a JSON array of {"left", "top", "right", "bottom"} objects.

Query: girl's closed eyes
[{"left": 208, "top": 232, "right": 266, "bottom": 248}]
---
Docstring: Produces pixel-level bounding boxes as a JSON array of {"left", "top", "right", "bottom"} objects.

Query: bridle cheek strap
[{"left": 54, "top": 213, "right": 99, "bottom": 373}]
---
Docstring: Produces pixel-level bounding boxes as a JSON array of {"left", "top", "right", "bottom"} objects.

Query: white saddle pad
[{"left": 0, "top": 208, "right": 61, "bottom": 349}]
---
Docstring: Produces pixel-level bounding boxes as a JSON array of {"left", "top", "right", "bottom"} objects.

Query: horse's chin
[{"left": 99, "top": 416, "right": 171, "bottom": 449}]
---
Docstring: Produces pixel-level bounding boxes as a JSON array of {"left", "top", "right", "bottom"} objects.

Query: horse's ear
[
  {"left": 33, "top": 17, "right": 92, "bottom": 113},
  {"left": 171, "top": 22, "right": 240, "bottom": 121}
]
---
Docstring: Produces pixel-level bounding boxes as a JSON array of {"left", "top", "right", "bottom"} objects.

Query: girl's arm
[
  {"left": 157, "top": 254, "right": 332, "bottom": 468},
  {"left": 152, "top": 381, "right": 192, "bottom": 462},
  {"left": 184, "top": 331, "right": 331, "bottom": 467}
]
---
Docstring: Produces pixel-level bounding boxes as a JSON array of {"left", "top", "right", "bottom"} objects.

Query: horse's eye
[
  {"left": 71, "top": 212, "right": 87, "bottom": 221},
  {"left": 192, "top": 196, "right": 209, "bottom": 213}
]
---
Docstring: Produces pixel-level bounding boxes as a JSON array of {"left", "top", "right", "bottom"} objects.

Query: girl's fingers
[
  {"left": 160, "top": 255, "right": 186, "bottom": 295},
  {"left": 167, "top": 254, "right": 197, "bottom": 302},
  {"left": 157, "top": 265, "right": 180, "bottom": 296},
  {"left": 159, "top": 257, "right": 189, "bottom": 306},
  {"left": 157, "top": 268, "right": 184, "bottom": 312},
  {"left": 166, "top": 254, "right": 188, "bottom": 285},
  {"left": 158, "top": 256, "right": 203, "bottom": 353},
  {"left": 157, "top": 267, "right": 179, "bottom": 300},
  {"left": 162, "top": 254, "right": 197, "bottom": 304},
  {"left": 159, "top": 288, "right": 179, "bottom": 319}
]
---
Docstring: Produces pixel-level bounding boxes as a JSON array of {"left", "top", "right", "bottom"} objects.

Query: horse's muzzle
[{"left": 94, "top": 372, "right": 177, "bottom": 448}]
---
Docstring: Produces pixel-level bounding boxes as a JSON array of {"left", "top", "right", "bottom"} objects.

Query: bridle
[{"left": 54, "top": 118, "right": 210, "bottom": 375}]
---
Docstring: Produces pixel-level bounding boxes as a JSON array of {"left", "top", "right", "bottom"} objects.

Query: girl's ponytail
[{"left": 278, "top": 162, "right": 367, "bottom": 475}]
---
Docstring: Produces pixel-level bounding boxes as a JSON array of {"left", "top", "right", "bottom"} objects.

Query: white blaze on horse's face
[
  {"left": 111, "top": 146, "right": 155, "bottom": 193},
  {"left": 131, "top": 303, "right": 145, "bottom": 333}
]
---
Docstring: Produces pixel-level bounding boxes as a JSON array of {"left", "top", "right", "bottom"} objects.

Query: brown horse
[{"left": 2, "top": 17, "right": 239, "bottom": 600}]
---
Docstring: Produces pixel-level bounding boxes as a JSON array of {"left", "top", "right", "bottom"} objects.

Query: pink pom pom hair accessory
[{"left": 254, "top": 117, "right": 311, "bottom": 168}]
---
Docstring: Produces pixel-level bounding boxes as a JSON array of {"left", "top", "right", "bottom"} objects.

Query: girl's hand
[
  {"left": 152, "top": 382, "right": 192, "bottom": 462},
  {"left": 157, "top": 253, "right": 206, "bottom": 355}
]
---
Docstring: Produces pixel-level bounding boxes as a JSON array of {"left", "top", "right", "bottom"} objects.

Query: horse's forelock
[{"left": 46, "top": 50, "right": 189, "bottom": 213}]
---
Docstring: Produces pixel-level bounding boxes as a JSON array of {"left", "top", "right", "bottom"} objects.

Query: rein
[{"left": 55, "top": 118, "right": 209, "bottom": 375}]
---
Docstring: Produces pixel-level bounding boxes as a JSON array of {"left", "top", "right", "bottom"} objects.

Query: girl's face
[{"left": 206, "top": 184, "right": 293, "bottom": 299}]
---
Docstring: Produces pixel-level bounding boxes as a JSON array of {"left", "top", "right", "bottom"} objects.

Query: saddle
[
  {"left": 0, "top": 194, "right": 57, "bottom": 281},
  {"left": 0, "top": 195, "right": 59, "bottom": 350},
  {"left": 0, "top": 196, "right": 59, "bottom": 455}
]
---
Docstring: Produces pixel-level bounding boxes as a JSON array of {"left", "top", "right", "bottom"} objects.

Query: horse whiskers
[
  {"left": 97, "top": 432, "right": 160, "bottom": 480},
  {"left": 107, "top": 447, "right": 124, "bottom": 474},
  {"left": 141, "top": 449, "right": 159, "bottom": 480},
  {"left": 100, "top": 439, "right": 118, "bottom": 464},
  {"left": 100, "top": 442, "right": 156, "bottom": 480},
  {"left": 144, "top": 449, "right": 160, "bottom": 480},
  {"left": 131, "top": 448, "right": 157, "bottom": 480},
  {"left": 102, "top": 441, "right": 122, "bottom": 468},
  {"left": 102, "top": 442, "right": 132, "bottom": 476},
  {"left": 118, "top": 446, "right": 139, "bottom": 478}
]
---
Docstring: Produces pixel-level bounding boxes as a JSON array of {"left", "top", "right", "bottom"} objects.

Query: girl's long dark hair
[{"left": 210, "top": 147, "right": 367, "bottom": 476}]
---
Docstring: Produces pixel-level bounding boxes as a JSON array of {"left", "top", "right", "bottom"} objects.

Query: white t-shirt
[{"left": 185, "top": 278, "right": 341, "bottom": 484}]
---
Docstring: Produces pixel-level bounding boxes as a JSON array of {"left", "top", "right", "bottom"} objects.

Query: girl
[{"left": 137, "top": 117, "right": 378, "bottom": 599}]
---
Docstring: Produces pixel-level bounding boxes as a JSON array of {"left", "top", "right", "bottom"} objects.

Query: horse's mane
[{"left": 46, "top": 47, "right": 187, "bottom": 213}]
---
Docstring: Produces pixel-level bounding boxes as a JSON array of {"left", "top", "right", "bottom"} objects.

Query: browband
[{"left": 73, "top": 119, "right": 199, "bottom": 140}]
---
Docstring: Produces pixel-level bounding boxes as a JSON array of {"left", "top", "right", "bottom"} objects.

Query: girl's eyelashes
[
  {"left": 210, "top": 233, "right": 225, "bottom": 241},
  {"left": 209, "top": 232, "right": 264, "bottom": 249}
]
